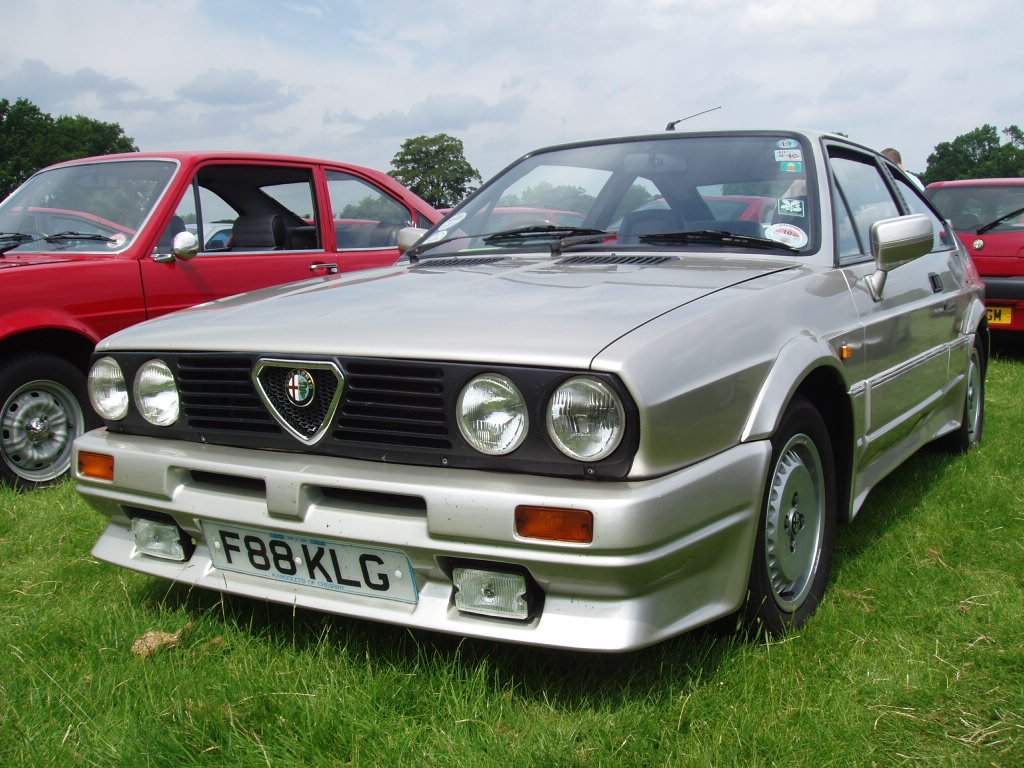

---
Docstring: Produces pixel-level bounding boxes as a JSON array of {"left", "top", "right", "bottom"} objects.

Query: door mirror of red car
[
  {"left": 397, "top": 226, "right": 427, "bottom": 254},
  {"left": 172, "top": 230, "right": 200, "bottom": 261},
  {"left": 866, "top": 214, "right": 933, "bottom": 301}
]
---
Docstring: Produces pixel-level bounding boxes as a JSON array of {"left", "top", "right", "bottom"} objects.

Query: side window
[
  {"left": 160, "top": 165, "right": 321, "bottom": 253},
  {"left": 196, "top": 186, "right": 236, "bottom": 250},
  {"left": 829, "top": 154, "right": 899, "bottom": 255},
  {"left": 890, "top": 174, "right": 950, "bottom": 250},
  {"left": 157, "top": 184, "right": 197, "bottom": 253},
  {"left": 326, "top": 171, "right": 412, "bottom": 250},
  {"left": 830, "top": 177, "right": 861, "bottom": 260}
]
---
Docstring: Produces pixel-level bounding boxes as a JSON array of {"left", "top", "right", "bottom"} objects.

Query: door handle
[
  {"left": 928, "top": 273, "right": 943, "bottom": 293},
  {"left": 309, "top": 262, "right": 339, "bottom": 274}
]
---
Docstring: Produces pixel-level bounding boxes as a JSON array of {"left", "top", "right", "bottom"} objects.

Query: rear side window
[{"left": 326, "top": 171, "right": 413, "bottom": 250}]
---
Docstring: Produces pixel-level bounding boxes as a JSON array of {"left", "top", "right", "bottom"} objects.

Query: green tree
[
  {"left": 390, "top": 133, "right": 481, "bottom": 209},
  {"left": 922, "top": 124, "right": 1024, "bottom": 184},
  {"left": 0, "top": 97, "right": 137, "bottom": 199}
]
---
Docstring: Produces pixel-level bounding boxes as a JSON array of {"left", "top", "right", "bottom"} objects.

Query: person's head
[{"left": 881, "top": 147, "right": 903, "bottom": 165}]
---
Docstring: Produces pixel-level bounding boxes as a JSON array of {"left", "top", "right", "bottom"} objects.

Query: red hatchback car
[
  {"left": 925, "top": 178, "right": 1024, "bottom": 332},
  {"left": 0, "top": 152, "right": 439, "bottom": 488}
]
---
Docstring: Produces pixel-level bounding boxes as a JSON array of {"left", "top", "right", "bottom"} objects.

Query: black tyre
[
  {"left": 937, "top": 332, "right": 985, "bottom": 454},
  {"left": 745, "top": 395, "right": 837, "bottom": 636},
  {"left": 0, "top": 354, "right": 94, "bottom": 489}
]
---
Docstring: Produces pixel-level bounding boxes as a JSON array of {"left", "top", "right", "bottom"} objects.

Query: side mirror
[
  {"left": 865, "top": 214, "right": 933, "bottom": 301},
  {"left": 172, "top": 230, "right": 199, "bottom": 261},
  {"left": 396, "top": 226, "right": 427, "bottom": 254}
]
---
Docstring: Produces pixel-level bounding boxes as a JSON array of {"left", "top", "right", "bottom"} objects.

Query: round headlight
[
  {"left": 456, "top": 374, "right": 528, "bottom": 455},
  {"left": 547, "top": 377, "right": 625, "bottom": 461},
  {"left": 87, "top": 356, "right": 129, "bottom": 420},
  {"left": 133, "top": 359, "right": 179, "bottom": 426}
]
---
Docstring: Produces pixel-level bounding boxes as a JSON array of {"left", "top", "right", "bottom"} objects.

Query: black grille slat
[
  {"left": 175, "top": 355, "right": 279, "bottom": 434},
  {"left": 558, "top": 255, "right": 674, "bottom": 265},
  {"left": 413, "top": 256, "right": 506, "bottom": 268},
  {"left": 336, "top": 361, "right": 449, "bottom": 446}
]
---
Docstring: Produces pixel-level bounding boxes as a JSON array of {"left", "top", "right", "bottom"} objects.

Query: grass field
[{"left": 2, "top": 346, "right": 1022, "bottom": 767}]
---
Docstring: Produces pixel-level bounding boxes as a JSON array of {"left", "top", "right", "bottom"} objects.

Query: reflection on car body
[{"left": 75, "top": 131, "right": 986, "bottom": 651}]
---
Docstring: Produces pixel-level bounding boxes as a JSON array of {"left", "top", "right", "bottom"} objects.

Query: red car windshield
[
  {"left": 0, "top": 159, "right": 176, "bottom": 252},
  {"left": 927, "top": 184, "right": 1024, "bottom": 233}
]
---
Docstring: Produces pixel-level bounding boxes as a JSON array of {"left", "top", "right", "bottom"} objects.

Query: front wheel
[
  {"left": 0, "top": 354, "right": 92, "bottom": 489},
  {"left": 744, "top": 396, "right": 837, "bottom": 637}
]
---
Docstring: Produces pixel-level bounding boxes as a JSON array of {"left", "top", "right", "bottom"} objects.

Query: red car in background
[
  {"left": 925, "top": 178, "right": 1024, "bottom": 332},
  {"left": 0, "top": 151, "right": 439, "bottom": 488}
]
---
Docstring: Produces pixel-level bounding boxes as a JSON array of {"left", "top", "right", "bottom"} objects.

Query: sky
[{"left": 1, "top": 0, "right": 1020, "bottom": 180}]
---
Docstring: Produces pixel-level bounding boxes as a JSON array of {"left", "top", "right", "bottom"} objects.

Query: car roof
[
  {"left": 46, "top": 151, "right": 388, "bottom": 178},
  {"left": 926, "top": 178, "right": 1024, "bottom": 188}
]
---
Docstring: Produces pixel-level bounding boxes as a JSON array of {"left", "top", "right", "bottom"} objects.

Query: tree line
[{"left": 2, "top": 97, "right": 1022, "bottom": 207}]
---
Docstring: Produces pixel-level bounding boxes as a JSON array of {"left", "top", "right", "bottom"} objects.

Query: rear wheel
[
  {"left": 938, "top": 332, "right": 985, "bottom": 454},
  {"left": 0, "top": 354, "right": 92, "bottom": 489},
  {"left": 745, "top": 396, "right": 837, "bottom": 636}
]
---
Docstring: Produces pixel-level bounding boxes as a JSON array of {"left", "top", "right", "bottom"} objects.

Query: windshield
[
  {"left": 414, "top": 134, "right": 817, "bottom": 258},
  {"left": 0, "top": 159, "right": 177, "bottom": 253},
  {"left": 926, "top": 184, "right": 1024, "bottom": 233}
]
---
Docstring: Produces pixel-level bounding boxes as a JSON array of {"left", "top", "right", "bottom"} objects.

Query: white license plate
[{"left": 201, "top": 522, "right": 418, "bottom": 604}]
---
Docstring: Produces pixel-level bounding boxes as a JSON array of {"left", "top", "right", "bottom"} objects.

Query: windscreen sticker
[
  {"left": 779, "top": 161, "right": 804, "bottom": 173},
  {"left": 777, "top": 198, "right": 806, "bottom": 218},
  {"left": 774, "top": 148, "right": 803, "bottom": 162},
  {"left": 446, "top": 212, "right": 467, "bottom": 227},
  {"left": 107, "top": 233, "right": 127, "bottom": 248},
  {"left": 765, "top": 223, "right": 809, "bottom": 248},
  {"left": 423, "top": 229, "right": 448, "bottom": 244},
  {"left": 775, "top": 138, "right": 800, "bottom": 149}
]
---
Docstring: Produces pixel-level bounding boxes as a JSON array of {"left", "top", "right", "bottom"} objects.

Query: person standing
[{"left": 881, "top": 147, "right": 925, "bottom": 190}]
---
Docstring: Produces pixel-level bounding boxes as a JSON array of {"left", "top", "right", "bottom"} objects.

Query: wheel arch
[
  {"left": 742, "top": 337, "right": 855, "bottom": 523},
  {"left": 0, "top": 328, "right": 97, "bottom": 373}
]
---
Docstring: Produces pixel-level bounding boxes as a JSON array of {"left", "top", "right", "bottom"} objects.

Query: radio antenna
[{"left": 665, "top": 106, "right": 722, "bottom": 131}]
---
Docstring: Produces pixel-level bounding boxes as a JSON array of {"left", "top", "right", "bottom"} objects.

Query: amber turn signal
[
  {"left": 78, "top": 451, "right": 114, "bottom": 481},
  {"left": 515, "top": 505, "right": 593, "bottom": 543}
]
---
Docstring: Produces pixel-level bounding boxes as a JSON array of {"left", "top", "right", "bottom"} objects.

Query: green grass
[{"left": 2, "top": 350, "right": 1023, "bottom": 767}]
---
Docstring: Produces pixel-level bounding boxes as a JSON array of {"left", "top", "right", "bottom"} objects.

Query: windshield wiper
[
  {"left": 482, "top": 226, "right": 610, "bottom": 256},
  {"left": 977, "top": 205, "right": 1024, "bottom": 235},
  {"left": 44, "top": 231, "right": 115, "bottom": 243},
  {"left": 0, "top": 232, "right": 36, "bottom": 255},
  {"left": 406, "top": 225, "right": 609, "bottom": 262},
  {"left": 637, "top": 229, "right": 800, "bottom": 252}
]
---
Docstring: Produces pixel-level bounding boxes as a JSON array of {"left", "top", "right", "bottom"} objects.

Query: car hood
[{"left": 99, "top": 253, "right": 797, "bottom": 367}]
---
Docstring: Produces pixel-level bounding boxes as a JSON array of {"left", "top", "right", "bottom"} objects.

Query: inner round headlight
[
  {"left": 87, "top": 356, "right": 129, "bottom": 420},
  {"left": 133, "top": 359, "right": 179, "bottom": 426},
  {"left": 547, "top": 377, "right": 625, "bottom": 461},
  {"left": 456, "top": 374, "right": 528, "bottom": 455}
]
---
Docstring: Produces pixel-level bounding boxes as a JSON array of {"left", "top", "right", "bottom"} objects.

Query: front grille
[
  {"left": 255, "top": 362, "right": 341, "bottom": 441},
  {"left": 335, "top": 361, "right": 450, "bottom": 448},
  {"left": 104, "top": 352, "right": 637, "bottom": 479},
  {"left": 178, "top": 355, "right": 279, "bottom": 433}
]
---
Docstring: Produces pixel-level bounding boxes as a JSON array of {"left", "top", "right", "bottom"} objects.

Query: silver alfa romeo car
[{"left": 74, "top": 130, "right": 987, "bottom": 651}]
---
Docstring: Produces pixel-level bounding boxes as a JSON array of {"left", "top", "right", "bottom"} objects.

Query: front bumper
[{"left": 75, "top": 430, "right": 770, "bottom": 651}]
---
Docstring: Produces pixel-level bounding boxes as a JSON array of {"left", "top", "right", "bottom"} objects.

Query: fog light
[
  {"left": 453, "top": 567, "right": 529, "bottom": 620},
  {"left": 131, "top": 517, "right": 189, "bottom": 561}
]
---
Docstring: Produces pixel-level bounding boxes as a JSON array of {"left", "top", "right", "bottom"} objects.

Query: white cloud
[{"left": 1, "top": 0, "right": 1020, "bottom": 176}]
